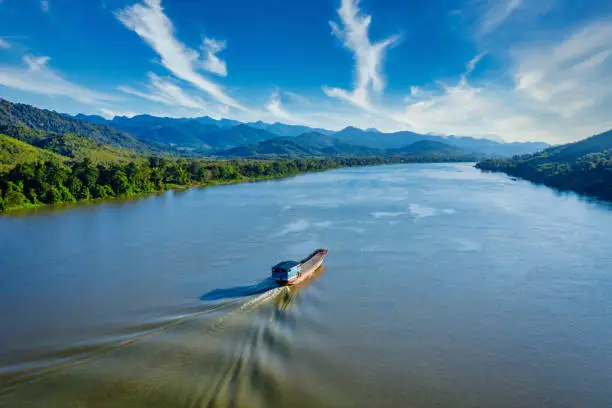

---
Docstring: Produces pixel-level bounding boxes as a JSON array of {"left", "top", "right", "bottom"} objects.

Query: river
[{"left": 1, "top": 162, "right": 612, "bottom": 408}]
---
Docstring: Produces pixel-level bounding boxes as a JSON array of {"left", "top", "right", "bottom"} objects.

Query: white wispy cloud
[
  {"left": 394, "top": 19, "right": 612, "bottom": 142},
  {"left": 23, "top": 55, "right": 50, "bottom": 70},
  {"left": 2, "top": 0, "right": 608, "bottom": 145},
  {"left": 0, "top": 55, "right": 115, "bottom": 104},
  {"left": 200, "top": 37, "right": 227, "bottom": 77},
  {"left": 393, "top": 71, "right": 532, "bottom": 140},
  {"left": 118, "top": 72, "right": 208, "bottom": 110},
  {"left": 480, "top": 0, "right": 522, "bottom": 34},
  {"left": 409, "top": 86, "right": 421, "bottom": 97},
  {"left": 266, "top": 89, "right": 301, "bottom": 123},
  {"left": 323, "top": 0, "right": 399, "bottom": 111},
  {"left": 514, "top": 21, "right": 612, "bottom": 118},
  {"left": 466, "top": 51, "right": 488, "bottom": 75},
  {"left": 116, "top": 0, "right": 244, "bottom": 110},
  {"left": 283, "top": 91, "right": 311, "bottom": 105},
  {"left": 41, "top": 0, "right": 49, "bottom": 13}
]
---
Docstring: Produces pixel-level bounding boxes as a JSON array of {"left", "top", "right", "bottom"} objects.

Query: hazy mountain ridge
[
  {"left": 218, "top": 132, "right": 382, "bottom": 157},
  {"left": 217, "top": 132, "right": 481, "bottom": 159},
  {"left": 1, "top": 98, "right": 549, "bottom": 161},
  {"left": 247, "top": 121, "right": 335, "bottom": 137},
  {"left": 333, "top": 127, "right": 549, "bottom": 156},
  {"left": 74, "top": 112, "right": 549, "bottom": 157}
]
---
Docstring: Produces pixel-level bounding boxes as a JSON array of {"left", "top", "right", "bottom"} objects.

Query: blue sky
[{"left": 0, "top": 0, "right": 611, "bottom": 143}]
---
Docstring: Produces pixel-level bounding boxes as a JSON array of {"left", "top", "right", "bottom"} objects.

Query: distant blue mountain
[
  {"left": 217, "top": 132, "right": 479, "bottom": 159},
  {"left": 74, "top": 114, "right": 323, "bottom": 148},
  {"left": 333, "top": 126, "right": 549, "bottom": 157},
  {"left": 82, "top": 115, "right": 222, "bottom": 146},
  {"left": 74, "top": 114, "right": 110, "bottom": 125},
  {"left": 194, "top": 116, "right": 242, "bottom": 129},
  {"left": 217, "top": 132, "right": 386, "bottom": 157},
  {"left": 201, "top": 124, "right": 282, "bottom": 149},
  {"left": 73, "top": 113, "right": 549, "bottom": 156},
  {"left": 247, "top": 121, "right": 335, "bottom": 137}
]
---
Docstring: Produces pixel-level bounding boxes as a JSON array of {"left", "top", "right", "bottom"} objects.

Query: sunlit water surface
[{"left": 1, "top": 163, "right": 612, "bottom": 408}]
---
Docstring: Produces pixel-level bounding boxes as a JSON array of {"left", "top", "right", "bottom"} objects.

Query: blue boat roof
[{"left": 273, "top": 261, "right": 299, "bottom": 269}]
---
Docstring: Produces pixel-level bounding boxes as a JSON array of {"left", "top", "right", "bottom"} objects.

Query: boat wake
[
  {"left": 192, "top": 269, "right": 326, "bottom": 407},
  {"left": 1, "top": 270, "right": 325, "bottom": 407},
  {"left": 0, "top": 280, "right": 296, "bottom": 397},
  {"left": 200, "top": 277, "right": 279, "bottom": 301},
  {"left": 191, "top": 288, "right": 297, "bottom": 408}
]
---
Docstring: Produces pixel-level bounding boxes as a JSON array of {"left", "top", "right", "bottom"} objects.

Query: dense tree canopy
[
  {"left": 0, "top": 156, "right": 402, "bottom": 211},
  {"left": 476, "top": 144, "right": 612, "bottom": 201}
]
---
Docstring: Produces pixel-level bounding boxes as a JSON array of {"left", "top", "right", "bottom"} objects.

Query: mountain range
[
  {"left": 217, "top": 133, "right": 477, "bottom": 159},
  {"left": 71, "top": 107, "right": 549, "bottom": 157},
  {"left": 0, "top": 98, "right": 550, "bottom": 163}
]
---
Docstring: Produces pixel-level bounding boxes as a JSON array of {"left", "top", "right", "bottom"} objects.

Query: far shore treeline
[
  {"left": 476, "top": 129, "right": 612, "bottom": 201},
  {"left": 0, "top": 156, "right": 422, "bottom": 212}
]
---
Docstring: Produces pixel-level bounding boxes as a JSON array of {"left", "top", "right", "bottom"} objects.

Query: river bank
[
  {"left": 0, "top": 156, "right": 408, "bottom": 214},
  {"left": 0, "top": 172, "right": 330, "bottom": 215}
]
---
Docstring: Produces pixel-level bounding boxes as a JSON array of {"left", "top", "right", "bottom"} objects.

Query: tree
[
  {"left": 73, "top": 157, "right": 99, "bottom": 188},
  {"left": 110, "top": 168, "right": 131, "bottom": 196},
  {"left": 42, "top": 185, "right": 62, "bottom": 204},
  {"left": 43, "top": 161, "right": 65, "bottom": 186},
  {"left": 4, "top": 182, "right": 29, "bottom": 207}
]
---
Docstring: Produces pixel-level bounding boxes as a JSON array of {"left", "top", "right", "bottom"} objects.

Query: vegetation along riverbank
[
  {"left": 0, "top": 156, "right": 439, "bottom": 212},
  {"left": 476, "top": 130, "right": 612, "bottom": 201}
]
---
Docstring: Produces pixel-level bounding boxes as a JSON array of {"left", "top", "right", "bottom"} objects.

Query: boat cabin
[{"left": 271, "top": 260, "right": 301, "bottom": 282}]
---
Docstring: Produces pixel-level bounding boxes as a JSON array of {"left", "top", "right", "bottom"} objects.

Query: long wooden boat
[{"left": 271, "top": 249, "right": 328, "bottom": 286}]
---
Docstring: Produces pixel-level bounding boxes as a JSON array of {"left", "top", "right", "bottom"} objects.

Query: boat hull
[{"left": 276, "top": 249, "right": 328, "bottom": 286}]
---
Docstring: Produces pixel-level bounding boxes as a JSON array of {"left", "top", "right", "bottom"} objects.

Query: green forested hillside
[
  {"left": 0, "top": 123, "right": 51, "bottom": 145},
  {"left": 0, "top": 134, "right": 69, "bottom": 172},
  {"left": 0, "top": 98, "right": 158, "bottom": 153},
  {"left": 0, "top": 123, "right": 138, "bottom": 164},
  {"left": 476, "top": 130, "right": 612, "bottom": 200},
  {"left": 36, "top": 133, "right": 139, "bottom": 162}
]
